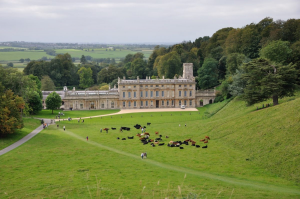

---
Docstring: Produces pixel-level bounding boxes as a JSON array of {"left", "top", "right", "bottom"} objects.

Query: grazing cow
[
  {"left": 185, "top": 142, "right": 189, "bottom": 145},
  {"left": 202, "top": 145, "right": 207, "bottom": 148},
  {"left": 200, "top": 139, "right": 206, "bottom": 142},
  {"left": 136, "top": 133, "right": 141, "bottom": 137},
  {"left": 159, "top": 143, "right": 165, "bottom": 146},
  {"left": 144, "top": 132, "right": 150, "bottom": 135},
  {"left": 155, "top": 138, "right": 161, "bottom": 141},
  {"left": 147, "top": 123, "right": 151, "bottom": 126},
  {"left": 111, "top": 127, "right": 116, "bottom": 130},
  {"left": 204, "top": 140, "right": 208, "bottom": 143},
  {"left": 122, "top": 138, "right": 126, "bottom": 140},
  {"left": 139, "top": 137, "right": 146, "bottom": 141},
  {"left": 166, "top": 136, "right": 169, "bottom": 138},
  {"left": 128, "top": 136, "right": 134, "bottom": 139},
  {"left": 185, "top": 139, "right": 191, "bottom": 142},
  {"left": 103, "top": 128, "right": 109, "bottom": 131},
  {"left": 205, "top": 136, "right": 210, "bottom": 140},
  {"left": 155, "top": 132, "right": 159, "bottom": 135},
  {"left": 143, "top": 126, "right": 146, "bottom": 129},
  {"left": 246, "top": 159, "right": 250, "bottom": 161},
  {"left": 159, "top": 135, "right": 162, "bottom": 138},
  {"left": 117, "top": 137, "right": 120, "bottom": 139},
  {"left": 154, "top": 141, "right": 159, "bottom": 144},
  {"left": 180, "top": 147, "right": 184, "bottom": 149},
  {"left": 192, "top": 144, "right": 195, "bottom": 146},
  {"left": 171, "top": 144, "right": 175, "bottom": 147},
  {"left": 126, "top": 128, "right": 130, "bottom": 131},
  {"left": 196, "top": 145, "right": 200, "bottom": 148}
]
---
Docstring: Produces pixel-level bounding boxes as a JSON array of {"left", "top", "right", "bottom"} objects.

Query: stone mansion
[{"left": 42, "top": 63, "right": 216, "bottom": 110}]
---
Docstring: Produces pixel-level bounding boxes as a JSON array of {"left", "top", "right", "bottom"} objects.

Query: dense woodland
[{"left": 1, "top": 17, "right": 300, "bottom": 135}]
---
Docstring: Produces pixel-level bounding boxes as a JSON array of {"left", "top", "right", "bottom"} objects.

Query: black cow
[
  {"left": 117, "top": 137, "right": 120, "bottom": 139},
  {"left": 126, "top": 128, "right": 130, "bottom": 131},
  {"left": 196, "top": 145, "right": 200, "bottom": 148},
  {"left": 112, "top": 127, "right": 116, "bottom": 130},
  {"left": 122, "top": 138, "right": 126, "bottom": 140},
  {"left": 147, "top": 123, "right": 151, "bottom": 126},
  {"left": 159, "top": 143, "right": 165, "bottom": 146},
  {"left": 202, "top": 145, "right": 207, "bottom": 148},
  {"left": 180, "top": 147, "right": 184, "bottom": 149},
  {"left": 128, "top": 136, "right": 134, "bottom": 139}
]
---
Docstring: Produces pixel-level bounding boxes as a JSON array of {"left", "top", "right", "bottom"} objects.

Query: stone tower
[{"left": 183, "top": 63, "right": 193, "bottom": 80}]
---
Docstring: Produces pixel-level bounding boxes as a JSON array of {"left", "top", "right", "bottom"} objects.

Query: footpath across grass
[
  {"left": 33, "top": 109, "right": 120, "bottom": 119},
  {"left": 0, "top": 117, "right": 41, "bottom": 150}
]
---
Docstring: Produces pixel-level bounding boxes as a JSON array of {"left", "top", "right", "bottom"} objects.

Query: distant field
[{"left": 0, "top": 50, "right": 54, "bottom": 62}]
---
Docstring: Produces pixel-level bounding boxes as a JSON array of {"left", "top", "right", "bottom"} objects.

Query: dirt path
[{"left": 63, "top": 129, "right": 300, "bottom": 195}]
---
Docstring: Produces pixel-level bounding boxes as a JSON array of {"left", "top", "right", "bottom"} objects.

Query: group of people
[{"left": 141, "top": 152, "right": 147, "bottom": 159}]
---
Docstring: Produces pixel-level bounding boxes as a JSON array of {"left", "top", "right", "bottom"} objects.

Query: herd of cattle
[{"left": 107, "top": 123, "right": 210, "bottom": 149}]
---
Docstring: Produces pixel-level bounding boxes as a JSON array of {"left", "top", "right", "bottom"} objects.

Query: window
[
  {"left": 151, "top": 101, "right": 153, "bottom": 106},
  {"left": 190, "top": 100, "right": 192, "bottom": 106},
  {"left": 156, "top": 85, "right": 159, "bottom": 87},
  {"left": 140, "top": 85, "right": 143, "bottom": 87},
  {"left": 80, "top": 104, "right": 83, "bottom": 109},
  {"left": 123, "top": 92, "right": 125, "bottom": 98},
  {"left": 179, "top": 85, "right": 181, "bottom": 87},
  {"left": 179, "top": 100, "right": 181, "bottom": 106},
  {"left": 190, "top": 91, "right": 192, "bottom": 97},
  {"left": 123, "top": 101, "right": 125, "bottom": 107},
  {"left": 172, "top": 91, "right": 174, "bottom": 97},
  {"left": 128, "top": 92, "right": 131, "bottom": 98},
  {"left": 141, "top": 101, "right": 143, "bottom": 106},
  {"left": 90, "top": 102, "right": 94, "bottom": 109},
  {"left": 162, "top": 85, "right": 164, "bottom": 87},
  {"left": 123, "top": 86, "right": 125, "bottom": 88},
  {"left": 179, "top": 91, "right": 181, "bottom": 97},
  {"left": 111, "top": 101, "right": 114, "bottom": 108},
  {"left": 146, "top": 101, "right": 148, "bottom": 106},
  {"left": 150, "top": 85, "right": 153, "bottom": 87},
  {"left": 190, "top": 85, "right": 192, "bottom": 87},
  {"left": 134, "top": 86, "right": 136, "bottom": 88},
  {"left": 145, "top": 85, "right": 148, "bottom": 87},
  {"left": 140, "top": 91, "right": 143, "bottom": 97},
  {"left": 184, "top": 91, "right": 187, "bottom": 97},
  {"left": 128, "top": 101, "right": 131, "bottom": 107},
  {"left": 150, "top": 91, "right": 153, "bottom": 97},
  {"left": 162, "top": 101, "right": 164, "bottom": 106},
  {"left": 134, "top": 101, "right": 136, "bottom": 107},
  {"left": 162, "top": 91, "right": 164, "bottom": 97},
  {"left": 156, "top": 91, "right": 159, "bottom": 97},
  {"left": 101, "top": 103, "right": 104, "bottom": 108},
  {"left": 184, "top": 100, "right": 187, "bottom": 105},
  {"left": 146, "top": 91, "right": 148, "bottom": 97},
  {"left": 172, "top": 100, "right": 174, "bottom": 106},
  {"left": 134, "top": 92, "right": 136, "bottom": 98},
  {"left": 184, "top": 85, "right": 187, "bottom": 87},
  {"left": 167, "top": 100, "right": 169, "bottom": 106}
]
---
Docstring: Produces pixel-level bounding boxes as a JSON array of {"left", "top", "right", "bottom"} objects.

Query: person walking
[
  {"left": 86, "top": 136, "right": 88, "bottom": 141},
  {"left": 63, "top": 126, "right": 65, "bottom": 131},
  {"left": 100, "top": 128, "right": 102, "bottom": 133},
  {"left": 141, "top": 152, "right": 144, "bottom": 159},
  {"left": 144, "top": 152, "right": 147, "bottom": 158}
]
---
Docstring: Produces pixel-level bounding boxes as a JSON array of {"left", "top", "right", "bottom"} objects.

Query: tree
[
  {"left": 0, "top": 83, "right": 25, "bottom": 136},
  {"left": 77, "top": 67, "right": 94, "bottom": 88},
  {"left": 241, "top": 58, "right": 298, "bottom": 106},
  {"left": 197, "top": 58, "right": 219, "bottom": 89},
  {"left": 41, "top": 75, "right": 56, "bottom": 91},
  {"left": 259, "top": 40, "right": 292, "bottom": 64},
  {"left": 28, "top": 91, "right": 43, "bottom": 114},
  {"left": 226, "top": 53, "right": 248, "bottom": 75},
  {"left": 7, "top": 62, "right": 13, "bottom": 67},
  {"left": 80, "top": 55, "right": 87, "bottom": 64},
  {"left": 19, "top": 58, "right": 24, "bottom": 63},
  {"left": 45, "top": 91, "right": 62, "bottom": 114}
]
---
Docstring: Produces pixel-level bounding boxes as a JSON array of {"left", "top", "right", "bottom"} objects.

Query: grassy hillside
[{"left": 0, "top": 94, "right": 299, "bottom": 198}]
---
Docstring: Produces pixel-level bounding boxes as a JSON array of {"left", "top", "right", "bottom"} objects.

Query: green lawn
[
  {"left": 33, "top": 109, "right": 121, "bottom": 119},
  {"left": 0, "top": 95, "right": 299, "bottom": 198},
  {"left": 0, "top": 118, "right": 41, "bottom": 150}
]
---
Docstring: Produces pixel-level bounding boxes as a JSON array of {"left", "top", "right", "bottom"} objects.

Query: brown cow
[
  {"left": 204, "top": 140, "right": 208, "bottom": 143},
  {"left": 144, "top": 132, "right": 150, "bottom": 135},
  {"left": 200, "top": 139, "right": 206, "bottom": 142},
  {"left": 205, "top": 136, "right": 210, "bottom": 140},
  {"left": 155, "top": 132, "right": 159, "bottom": 135}
]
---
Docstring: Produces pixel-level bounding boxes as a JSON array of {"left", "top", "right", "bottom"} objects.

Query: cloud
[{"left": 0, "top": 0, "right": 299, "bottom": 43}]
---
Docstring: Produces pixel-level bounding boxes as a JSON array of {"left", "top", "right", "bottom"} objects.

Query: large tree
[
  {"left": 241, "top": 58, "right": 298, "bottom": 106},
  {"left": 77, "top": 67, "right": 94, "bottom": 88},
  {"left": 41, "top": 75, "right": 56, "bottom": 91},
  {"left": 259, "top": 40, "right": 292, "bottom": 64},
  {"left": 28, "top": 91, "right": 43, "bottom": 115},
  {"left": 45, "top": 92, "right": 62, "bottom": 114},
  {"left": 197, "top": 58, "right": 219, "bottom": 89},
  {"left": 0, "top": 83, "right": 25, "bottom": 136}
]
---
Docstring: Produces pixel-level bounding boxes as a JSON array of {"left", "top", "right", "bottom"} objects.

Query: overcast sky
[{"left": 0, "top": 0, "right": 299, "bottom": 44}]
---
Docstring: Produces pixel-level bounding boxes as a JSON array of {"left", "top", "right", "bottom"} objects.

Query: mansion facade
[{"left": 42, "top": 63, "right": 216, "bottom": 110}]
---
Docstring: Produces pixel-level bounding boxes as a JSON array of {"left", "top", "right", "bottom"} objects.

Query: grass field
[
  {"left": 0, "top": 94, "right": 299, "bottom": 198},
  {"left": 0, "top": 118, "right": 41, "bottom": 150}
]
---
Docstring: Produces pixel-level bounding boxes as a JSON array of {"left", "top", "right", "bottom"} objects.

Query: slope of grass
[
  {"left": 0, "top": 94, "right": 299, "bottom": 198},
  {"left": 0, "top": 118, "right": 41, "bottom": 150}
]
